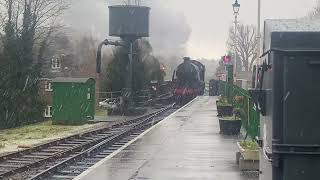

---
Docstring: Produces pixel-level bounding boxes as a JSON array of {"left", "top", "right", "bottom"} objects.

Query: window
[
  {"left": 44, "top": 106, "right": 53, "bottom": 118},
  {"left": 44, "top": 81, "right": 53, "bottom": 92},
  {"left": 51, "top": 57, "right": 61, "bottom": 70}
]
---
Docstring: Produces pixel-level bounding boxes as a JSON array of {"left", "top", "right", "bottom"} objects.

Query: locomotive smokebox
[{"left": 109, "top": 5, "right": 150, "bottom": 38}]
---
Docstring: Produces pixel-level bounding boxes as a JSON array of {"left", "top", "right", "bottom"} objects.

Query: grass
[
  {"left": 240, "top": 140, "right": 259, "bottom": 150},
  {"left": 0, "top": 121, "right": 74, "bottom": 142},
  {"left": 0, "top": 121, "right": 105, "bottom": 154},
  {"left": 95, "top": 110, "right": 107, "bottom": 116}
]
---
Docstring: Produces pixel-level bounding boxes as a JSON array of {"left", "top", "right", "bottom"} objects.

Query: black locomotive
[{"left": 172, "top": 57, "right": 205, "bottom": 104}]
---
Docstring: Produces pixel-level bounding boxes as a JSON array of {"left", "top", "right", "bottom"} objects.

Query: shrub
[
  {"left": 217, "top": 96, "right": 231, "bottom": 106},
  {"left": 220, "top": 115, "right": 241, "bottom": 121},
  {"left": 234, "top": 96, "right": 245, "bottom": 102},
  {"left": 233, "top": 108, "right": 247, "bottom": 120},
  {"left": 240, "top": 140, "right": 259, "bottom": 150}
]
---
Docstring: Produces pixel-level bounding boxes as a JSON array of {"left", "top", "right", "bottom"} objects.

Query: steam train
[{"left": 172, "top": 57, "right": 205, "bottom": 104}]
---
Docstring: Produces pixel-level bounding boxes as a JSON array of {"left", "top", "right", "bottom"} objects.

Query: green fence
[{"left": 216, "top": 80, "right": 260, "bottom": 139}]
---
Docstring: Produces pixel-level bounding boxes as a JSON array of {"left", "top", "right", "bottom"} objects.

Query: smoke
[
  {"left": 149, "top": 1, "right": 191, "bottom": 58},
  {"left": 62, "top": 0, "right": 191, "bottom": 58},
  {"left": 63, "top": 0, "right": 108, "bottom": 39},
  {"left": 60, "top": 0, "right": 192, "bottom": 81}
]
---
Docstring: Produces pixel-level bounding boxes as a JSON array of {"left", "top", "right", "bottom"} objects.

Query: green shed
[{"left": 52, "top": 78, "right": 95, "bottom": 125}]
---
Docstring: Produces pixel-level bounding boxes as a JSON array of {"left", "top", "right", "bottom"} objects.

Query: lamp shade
[{"left": 233, "top": 0, "right": 240, "bottom": 14}]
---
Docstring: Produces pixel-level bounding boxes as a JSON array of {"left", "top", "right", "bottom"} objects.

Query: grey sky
[
  {"left": 64, "top": 0, "right": 317, "bottom": 59},
  {"left": 165, "top": 0, "right": 317, "bottom": 59}
]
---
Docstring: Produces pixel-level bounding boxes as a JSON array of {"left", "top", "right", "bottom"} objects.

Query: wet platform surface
[{"left": 76, "top": 96, "right": 258, "bottom": 180}]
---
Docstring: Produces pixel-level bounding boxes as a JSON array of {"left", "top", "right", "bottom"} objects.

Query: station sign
[{"left": 223, "top": 55, "right": 232, "bottom": 65}]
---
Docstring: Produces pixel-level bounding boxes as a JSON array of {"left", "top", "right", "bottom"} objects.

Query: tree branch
[{"left": 227, "top": 23, "right": 258, "bottom": 72}]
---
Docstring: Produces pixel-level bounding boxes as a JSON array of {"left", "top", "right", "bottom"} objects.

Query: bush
[
  {"left": 103, "top": 40, "right": 164, "bottom": 95},
  {"left": 217, "top": 96, "right": 231, "bottom": 106},
  {"left": 220, "top": 115, "right": 241, "bottom": 121},
  {"left": 0, "top": 64, "right": 44, "bottom": 130},
  {"left": 240, "top": 140, "right": 259, "bottom": 150},
  {"left": 233, "top": 108, "right": 246, "bottom": 119}
]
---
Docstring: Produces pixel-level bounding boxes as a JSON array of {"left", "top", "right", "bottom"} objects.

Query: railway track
[{"left": 0, "top": 104, "right": 176, "bottom": 180}]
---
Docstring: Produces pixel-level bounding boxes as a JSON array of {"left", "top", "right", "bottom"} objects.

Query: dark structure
[
  {"left": 173, "top": 57, "right": 205, "bottom": 104},
  {"left": 209, "top": 79, "right": 219, "bottom": 96},
  {"left": 253, "top": 20, "right": 320, "bottom": 180},
  {"left": 109, "top": 5, "right": 150, "bottom": 38},
  {"left": 96, "top": 5, "right": 150, "bottom": 112},
  {"left": 52, "top": 78, "right": 95, "bottom": 125}
]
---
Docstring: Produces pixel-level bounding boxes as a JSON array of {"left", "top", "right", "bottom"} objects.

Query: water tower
[
  {"left": 96, "top": 1, "right": 150, "bottom": 111},
  {"left": 109, "top": 5, "right": 150, "bottom": 40}
]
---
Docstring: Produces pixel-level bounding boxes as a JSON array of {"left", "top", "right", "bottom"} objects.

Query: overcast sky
[
  {"left": 165, "top": 0, "right": 317, "bottom": 59},
  {"left": 65, "top": 0, "right": 317, "bottom": 59}
]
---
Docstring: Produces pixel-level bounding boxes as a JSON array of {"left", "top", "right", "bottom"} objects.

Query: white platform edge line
[{"left": 74, "top": 97, "right": 199, "bottom": 180}]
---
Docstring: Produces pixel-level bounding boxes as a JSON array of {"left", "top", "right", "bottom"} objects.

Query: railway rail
[{"left": 0, "top": 104, "right": 176, "bottom": 180}]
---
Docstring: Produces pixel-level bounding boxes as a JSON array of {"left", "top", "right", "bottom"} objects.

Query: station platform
[{"left": 76, "top": 96, "right": 258, "bottom": 180}]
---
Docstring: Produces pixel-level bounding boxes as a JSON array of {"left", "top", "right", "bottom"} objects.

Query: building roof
[
  {"left": 264, "top": 19, "right": 320, "bottom": 51},
  {"left": 52, "top": 77, "right": 94, "bottom": 83},
  {"left": 265, "top": 19, "right": 320, "bottom": 33}
]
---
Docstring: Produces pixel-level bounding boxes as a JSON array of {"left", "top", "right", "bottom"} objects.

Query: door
[{"left": 276, "top": 54, "right": 320, "bottom": 180}]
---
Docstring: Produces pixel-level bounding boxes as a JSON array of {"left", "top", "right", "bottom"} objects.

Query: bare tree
[
  {"left": 0, "top": 0, "right": 69, "bottom": 62},
  {"left": 76, "top": 35, "right": 97, "bottom": 78},
  {"left": 227, "top": 24, "right": 258, "bottom": 72},
  {"left": 307, "top": 1, "right": 320, "bottom": 19}
]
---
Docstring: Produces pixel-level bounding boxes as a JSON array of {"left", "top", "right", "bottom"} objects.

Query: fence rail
[
  {"left": 215, "top": 80, "right": 260, "bottom": 139},
  {"left": 96, "top": 90, "right": 152, "bottom": 104},
  {"left": 96, "top": 91, "right": 122, "bottom": 101}
]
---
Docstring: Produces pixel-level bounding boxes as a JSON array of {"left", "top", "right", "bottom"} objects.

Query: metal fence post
[{"left": 226, "top": 65, "right": 234, "bottom": 103}]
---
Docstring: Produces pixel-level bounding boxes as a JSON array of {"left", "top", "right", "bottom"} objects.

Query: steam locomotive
[{"left": 172, "top": 57, "right": 205, "bottom": 104}]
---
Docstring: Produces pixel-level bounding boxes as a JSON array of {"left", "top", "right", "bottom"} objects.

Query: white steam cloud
[{"left": 149, "top": 1, "right": 191, "bottom": 58}]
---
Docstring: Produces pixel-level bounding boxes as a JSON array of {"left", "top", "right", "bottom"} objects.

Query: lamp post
[{"left": 232, "top": 0, "right": 240, "bottom": 78}]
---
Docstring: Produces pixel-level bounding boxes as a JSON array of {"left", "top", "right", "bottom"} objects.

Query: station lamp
[
  {"left": 232, "top": 0, "right": 240, "bottom": 75},
  {"left": 233, "top": 0, "right": 241, "bottom": 15}
]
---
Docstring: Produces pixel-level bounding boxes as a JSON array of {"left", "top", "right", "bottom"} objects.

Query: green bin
[{"left": 52, "top": 78, "right": 95, "bottom": 125}]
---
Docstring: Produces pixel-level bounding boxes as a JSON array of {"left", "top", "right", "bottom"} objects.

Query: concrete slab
[{"left": 76, "top": 96, "right": 258, "bottom": 180}]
